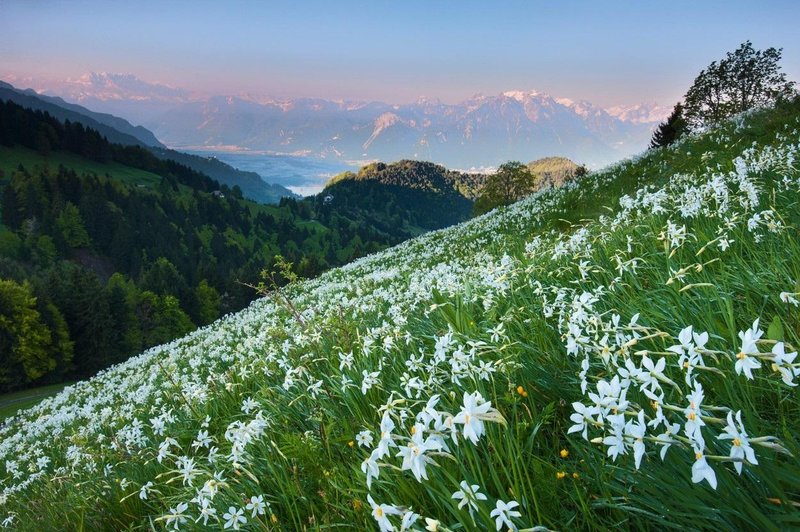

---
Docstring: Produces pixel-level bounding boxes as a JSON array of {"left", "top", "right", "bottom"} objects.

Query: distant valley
[{"left": 181, "top": 148, "right": 355, "bottom": 196}]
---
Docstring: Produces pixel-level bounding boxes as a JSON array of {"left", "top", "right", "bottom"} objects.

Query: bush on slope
[{"left": 1, "top": 100, "right": 800, "bottom": 530}]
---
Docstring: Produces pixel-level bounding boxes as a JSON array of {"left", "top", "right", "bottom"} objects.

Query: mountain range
[
  {"left": 28, "top": 72, "right": 671, "bottom": 169},
  {"left": 0, "top": 80, "right": 295, "bottom": 203}
]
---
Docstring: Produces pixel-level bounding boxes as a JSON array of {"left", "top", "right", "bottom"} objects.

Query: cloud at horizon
[{"left": 1, "top": 0, "right": 799, "bottom": 107}]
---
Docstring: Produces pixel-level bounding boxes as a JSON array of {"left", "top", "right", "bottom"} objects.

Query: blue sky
[{"left": 1, "top": 0, "right": 799, "bottom": 106}]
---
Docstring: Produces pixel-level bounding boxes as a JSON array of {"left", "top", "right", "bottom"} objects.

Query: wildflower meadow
[{"left": 2, "top": 100, "right": 800, "bottom": 530}]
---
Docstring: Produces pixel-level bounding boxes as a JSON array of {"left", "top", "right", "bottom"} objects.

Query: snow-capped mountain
[
  {"left": 146, "top": 89, "right": 662, "bottom": 168},
  {"left": 28, "top": 74, "right": 669, "bottom": 168},
  {"left": 606, "top": 102, "right": 672, "bottom": 124},
  {"left": 38, "top": 72, "right": 193, "bottom": 122}
]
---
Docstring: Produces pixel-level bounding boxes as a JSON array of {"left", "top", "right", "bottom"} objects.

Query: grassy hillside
[
  {"left": 0, "top": 382, "right": 73, "bottom": 420},
  {"left": 0, "top": 144, "right": 163, "bottom": 187},
  {"left": 527, "top": 156, "right": 582, "bottom": 188},
  {"left": 2, "top": 100, "right": 800, "bottom": 530}
]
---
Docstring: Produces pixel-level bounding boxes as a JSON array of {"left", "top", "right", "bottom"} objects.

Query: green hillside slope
[
  {"left": 0, "top": 144, "right": 163, "bottom": 187},
  {"left": 527, "top": 156, "right": 583, "bottom": 188},
  {"left": 2, "top": 99, "right": 800, "bottom": 530}
]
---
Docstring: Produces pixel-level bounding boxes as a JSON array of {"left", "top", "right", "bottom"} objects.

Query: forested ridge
[{"left": 0, "top": 101, "right": 423, "bottom": 391}]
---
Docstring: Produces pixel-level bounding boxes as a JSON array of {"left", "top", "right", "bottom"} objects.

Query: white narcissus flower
[
  {"left": 138, "top": 481, "right": 153, "bottom": 500},
  {"left": 453, "top": 391, "right": 504, "bottom": 445},
  {"left": 683, "top": 383, "right": 706, "bottom": 442},
  {"left": 338, "top": 351, "right": 354, "bottom": 370},
  {"left": 618, "top": 357, "right": 644, "bottom": 390},
  {"left": 490, "top": 499, "right": 522, "bottom": 531},
  {"left": 222, "top": 506, "right": 246, "bottom": 530},
  {"left": 771, "top": 342, "right": 798, "bottom": 386},
  {"left": 361, "top": 449, "right": 380, "bottom": 489},
  {"left": 568, "top": 402, "right": 599, "bottom": 441},
  {"left": 424, "top": 518, "right": 441, "bottom": 531},
  {"left": 195, "top": 497, "right": 217, "bottom": 526},
  {"left": 246, "top": 494, "right": 267, "bottom": 517},
  {"left": 356, "top": 430, "right": 374, "bottom": 448},
  {"left": 654, "top": 422, "right": 681, "bottom": 461},
  {"left": 579, "top": 356, "right": 590, "bottom": 394},
  {"left": 780, "top": 291, "right": 799, "bottom": 306},
  {"left": 640, "top": 356, "right": 669, "bottom": 393},
  {"left": 666, "top": 325, "right": 694, "bottom": 357},
  {"left": 375, "top": 412, "right": 397, "bottom": 459},
  {"left": 416, "top": 395, "right": 442, "bottom": 426},
  {"left": 718, "top": 410, "right": 758, "bottom": 474},
  {"left": 735, "top": 319, "right": 763, "bottom": 379},
  {"left": 643, "top": 388, "right": 665, "bottom": 429},
  {"left": 588, "top": 376, "right": 629, "bottom": 415},
  {"left": 362, "top": 369, "right": 381, "bottom": 394},
  {"left": 603, "top": 413, "right": 627, "bottom": 461},
  {"left": 434, "top": 413, "right": 459, "bottom": 447},
  {"left": 400, "top": 509, "right": 420, "bottom": 531},
  {"left": 164, "top": 502, "right": 189, "bottom": 530},
  {"left": 625, "top": 410, "right": 647, "bottom": 469},
  {"left": 693, "top": 330, "right": 709, "bottom": 354},
  {"left": 367, "top": 495, "right": 403, "bottom": 532},
  {"left": 691, "top": 450, "right": 718, "bottom": 489},
  {"left": 395, "top": 423, "right": 441, "bottom": 482},
  {"left": 451, "top": 480, "right": 488, "bottom": 518}
]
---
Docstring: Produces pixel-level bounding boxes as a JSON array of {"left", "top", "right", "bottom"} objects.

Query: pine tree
[
  {"left": 55, "top": 202, "right": 91, "bottom": 249},
  {"left": 650, "top": 103, "right": 688, "bottom": 148}
]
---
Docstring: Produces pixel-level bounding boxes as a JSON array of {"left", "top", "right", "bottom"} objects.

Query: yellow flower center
[
  {"left": 410, "top": 426, "right": 416, "bottom": 435},
  {"left": 733, "top": 438, "right": 742, "bottom": 447},
  {"left": 695, "top": 452, "right": 703, "bottom": 461},
  {"left": 736, "top": 352, "right": 747, "bottom": 360},
  {"left": 687, "top": 412, "right": 697, "bottom": 421},
  {"left": 465, "top": 414, "right": 470, "bottom": 424},
  {"left": 376, "top": 507, "right": 384, "bottom": 518}
]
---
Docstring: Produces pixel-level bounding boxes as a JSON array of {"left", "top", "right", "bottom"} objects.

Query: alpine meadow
[{"left": 2, "top": 2, "right": 800, "bottom": 531}]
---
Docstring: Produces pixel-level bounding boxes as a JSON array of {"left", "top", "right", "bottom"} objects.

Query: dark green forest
[{"left": 0, "top": 100, "right": 464, "bottom": 392}]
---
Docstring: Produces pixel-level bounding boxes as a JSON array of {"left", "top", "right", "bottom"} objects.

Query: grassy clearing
[
  {"left": 1, "top": 101, "right": 800, "bottom": 530},
  {"left": 0, "top": 383, "right": 73, "bottom": 421},
  {"left": 0, "top": 145, "right": 163, "bottom": 187}
]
